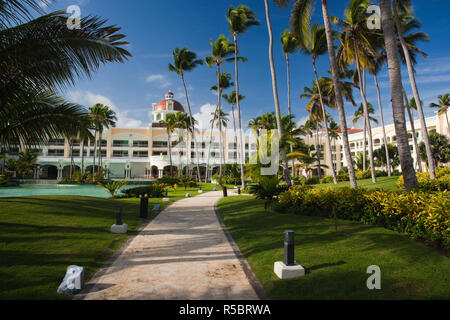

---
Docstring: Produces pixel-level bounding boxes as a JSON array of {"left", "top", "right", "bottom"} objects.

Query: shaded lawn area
[
  {"left": 0, "top": 183, "right": 215, "bottom": 300},
  {"left": 315, "top": 176, "right": 400, "bottom": 192},
  {"left": 217, "top": 196, "right": 450, "bottom": 300}
]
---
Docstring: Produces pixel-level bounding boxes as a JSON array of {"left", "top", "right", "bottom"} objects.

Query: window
[
  {"left": 133, "top": 151, "right": 148, "bottom": 158},
  {"left": 228, "top": 143, "right": 237, "bottom": 150},
  {"left": 48, "top": 149, "right": 64, "bottom": 157},
  {"left": 70, "top": 149, "right": 80, "bottom": 157},
  {"left": 48, "top": 139, "right": 65, "bottom": 146},
  {"left": 133, "top": 141, "right": 148, "bottom": 148},
  {"left": 153, "top": 141, "right": 168, "bottom": 148},
  {"left": 152, "top": 151, "right": 167, "bottom": 156},
  {"left": 113, "top": 150, "right": 128, "bottom": 157},
  {"left": 156, "top": 114, "right": 161, "bottom": 121},
  {"left": 228, "top": 152, "right": 237, "bottom": 160},
  {"left": 113, "top": 140, "right": 129, "bottom": 147}
]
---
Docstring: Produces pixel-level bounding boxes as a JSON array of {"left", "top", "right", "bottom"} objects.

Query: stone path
[{"left": 76, "top": 191, "right": 260, "bottom": 300}]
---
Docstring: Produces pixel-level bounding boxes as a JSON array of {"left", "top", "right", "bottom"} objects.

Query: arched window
[{"left": 157, "top": 114, "right": 161, "bottom": 121}]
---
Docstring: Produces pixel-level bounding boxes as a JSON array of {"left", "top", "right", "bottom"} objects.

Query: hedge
[
  {"left": 122, "top": 184, "right": 166, "bottom": 198},
  {"left": 397, "top": 167, "right": 450, "bottom": 191},
  {"left": 277, "top": 186, "right": 450, "bottom": 250}
]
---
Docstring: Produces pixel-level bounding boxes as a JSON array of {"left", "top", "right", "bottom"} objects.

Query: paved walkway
[{"left": 76, "top": 191, "right": 260, "bottom": 300}]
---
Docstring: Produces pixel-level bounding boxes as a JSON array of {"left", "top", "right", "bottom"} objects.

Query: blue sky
[{"left": 43, "top": 0, "right": 450, "bottom": 129}]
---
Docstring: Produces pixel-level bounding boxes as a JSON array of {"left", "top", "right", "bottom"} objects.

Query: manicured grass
[
  {"left": 217, "top": 196, "right": 450, "bottom": 300},
  {"left": 0, "top": 183, "right": 215, "bottom": 300},
  {"left": 315, "top": 176, "right": 400, "bottom": 191}
]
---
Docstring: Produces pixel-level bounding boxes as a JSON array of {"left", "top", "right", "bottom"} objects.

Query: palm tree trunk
[
  {"left": 70, "top": 140, "right": 74, "bottom": 179},
  {"left": 315, "top": 121, "right": 322, "bottom": 179},
  {"left": 180, "top": 72, "right": 201, "bottom": 181},
  {"left": 374, "top": 73, "right": 391, "bottom": 176},
  {"left": 92, "top": 131, "right": 97, "bottom": 175},
  {"left": 81, "top": 140, "right": 85, "bottom": 175},
  {"left": 216, "top": 66, "right": 224, "bottom": 185},
  {"left": 233, "top": 34, "right": 247, "bottom": 190},
  {"left": 205, "top": 117, "right": 216, "bottom": 183},
  {"left": 286, "top": 53, "right": 296, "bottom": 178},
  {"left": 355, "top": 53, "right": 376, "bottom": 183},
  {"left": 402, "top": 88, "right": 423, "bottom": 173},
  {"left": 313, "top": 59, "right": 337, "bottom": 184},
  {"left": 98, "top": 131, "right": 102, "bottom": 174},
  {"left": 446, "top": 111, "right": 450, "bottom": 135},
  {"left": 380, "top": 0, "right": 417, "bottom": 191},
  {"left": 231, "top": 103, "right": 239, "bottom": 164},
  {"left": 263, "top": 0, "right": 291, "bottom": 186},
  {"left": 168, "top": 132, "right": 173, "bottom": 176},
  {"left": 393, "top": 0, "right": 435, "bottom": 179},
  {"left": 321, "top": 0, "right": 357, "bottom": 188}
]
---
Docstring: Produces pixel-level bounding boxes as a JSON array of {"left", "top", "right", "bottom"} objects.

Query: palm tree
[
  {"left": 353, "top": 102, "right": 378, "bottom": 172},
  {"left": 403, "top": 94, "right": 423, "bottom": 172},
  {"left": 368, "top": 53, "right": 392, "bottom": 176},
  {"left": 159, "top": 113, "right": 178, "bottom": 176},
  {"left": 227, "top": 5, "right": 259, "bottom": 190},
  {"left": 392, "top": 0, "right": 435, "bottom": 179},
  {"left": 291, "top": 5, "right": 337, "bottom": 183},
  {"left": 89, "top": 104, "right": 117, "bottom": 174},
  {"left": 328, "top": 119, "right": 341, "bottom": 169},
  {"left": 430, "top": 94, "right": 450, "bottom": 134},
  {"left": 169, "top": 47, "right": 204, "bottom": 180},
  {"left": 78, "top": 115, "right": 94, "bottom": 175},
  {"left": 222, "top": 91, "right": 245, "bottom": 159},
  {"left": 208, "top": 71, "right": 234, "bottom": 185},
  {"left": 379, "top": 0, "right": 417, "bottom": 191},
  {"left": 263, "top": 0, "right": 292, "bottom": 187},
  {"left": 335, "top": 0, "right": 377, "bottom": 183},
  {"left": 0, "top": 1, "right": 130, "bottom": 148},
  {"left": 206, "top": 36, "right": 235, "bottom": 185}
]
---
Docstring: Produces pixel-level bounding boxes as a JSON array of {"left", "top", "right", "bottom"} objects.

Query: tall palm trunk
[
  {"left": 263, "top": 0, "right": 291, "bottom": 186},
  {"left": 81, "top": 140, "right": 85, "bottom": 175},
  {"left": 92, "top": 130, "right": 97, "bottom": 175},
  {"left": 321, "top": 0, "right": 357, "bottom": 188},
  {"left": 286, "top": 53, "right": 295, "bottom": 177},
  {"left": 355, "top": 57, "right": 376, "bottom": 183},
  {"left": 98, "top": 130, "right": 103, "bottom": 174},
  {"left": 180, "top": 72, "right": 201, "bottom": 181},
  {"left": 315, "top": 121, "right": 322, "bottom": 179},
  {"left": 231, "top": 103, "right": 238, "bottom": 163},
  {"left": 216, "top": 66, "right": 224, "bottom": 185},
  {"left": 402, "top": 88, "right": 423, "bottom": 172},
  {"left": 393, "top": 0, "right": 435, "bottom": 179},
  {"left": 374, "top": 73, "right": 391, "bottom": 176},
  {"left": 168, "top": 132, "right": 173, "bottom": 176},
  {"left": 205, "top": 115, "right": 216, "bottom": 183},
  {"left": 233, "top": 33, "right": 247, "bottom": 190},
  {"left": 313, "top": 58, "right": 337, "bottom": 184},
  {"left": 380, "top": 0, "right": 417, "bottom": 191},
  {"left": 69, "top": 140, "right": 74, "bottom": 179}
]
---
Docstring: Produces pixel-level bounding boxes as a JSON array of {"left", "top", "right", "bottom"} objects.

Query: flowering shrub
[
  {"left": 277, "top": 186, "right": 450, "bottom": 250},
  {"left": 397, "top": 167, "right": 450, "bottom": 191}
]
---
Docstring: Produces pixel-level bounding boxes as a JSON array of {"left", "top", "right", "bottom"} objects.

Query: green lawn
[
  {"left": 315, "top": 176, "right": 400, "bottom": 191},
  {"left": 217, "top": 196, "right": 450, "bottom": 300},
  {"left": 0, "top": 183, "right": 215, "bottom": 300}
]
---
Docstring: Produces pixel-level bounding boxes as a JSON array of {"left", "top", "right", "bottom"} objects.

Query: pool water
[{"left": 0, "top": 184, "right": 131, "bottom": 198}]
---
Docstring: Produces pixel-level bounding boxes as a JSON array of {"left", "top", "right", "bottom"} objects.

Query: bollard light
[
  {"left": 140, "top": 197, "right": 148, "bottom": 219},
  {"left": 223, "top": 186, "right": 228, "bottom": 197},
  {"left": 237, "top": 187, "right": 241, "bottom": 195},
  {"left": 116, "top": 207, "right": 123, "bottom": 226},
  {"left": 284, "top": 230, "right": 295, "bottom": 266},
  {"left": 165, "top": 190, "right": 168, "bottom": 198}
]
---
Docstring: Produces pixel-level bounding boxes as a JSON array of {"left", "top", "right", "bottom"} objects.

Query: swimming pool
[{"left": 0, "top": 184, "right": 131, "bottom": 198}]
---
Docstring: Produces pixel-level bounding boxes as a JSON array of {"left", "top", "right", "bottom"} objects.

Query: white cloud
[
  {"left": 145, "top": 74, "right": 171, "bottom": 88},
  {"left": 66, "top": 90, "right": 146, "bottom": 128},
  {"left": 193, "top": 103, "right": 216, "bottom": 131}
]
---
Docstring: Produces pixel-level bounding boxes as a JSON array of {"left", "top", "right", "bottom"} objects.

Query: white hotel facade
[
  {"left": 6, "top": 90, "right": 449, "bottom": 180},
  {"left": 304, "top": 110, "right": 450, "bottom": 176},
  {"left": 16, "top": 92, "right": 258, "bottom": 180}
]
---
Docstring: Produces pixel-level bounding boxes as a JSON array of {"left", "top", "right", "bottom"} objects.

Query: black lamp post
[{"left": 284, "top": 230, "right": 295, "bottom": 266}]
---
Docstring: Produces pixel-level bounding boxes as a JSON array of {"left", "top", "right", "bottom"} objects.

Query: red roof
[
  {"left": 166, "top": 91, "right": 174, "bottom": 96},
  {"left": 154, "top": 99, "right": 184, "bottom": 112},
  {"left": 314, "top": 128, "right": 363, "bottom": 134}
]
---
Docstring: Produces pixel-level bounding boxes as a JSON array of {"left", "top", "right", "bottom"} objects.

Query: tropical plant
[
  {"left": 169, "top": 47, "right": 204, "bottom": 180},
  {"left": 353, "top": 102, "right": 378, "bottom": 172},
  {"left": 0, "top": 1, "right": 130, "bottom": 149},
  {"left": 222, "top": 91, "right": 245, "bottom": 159},
  {"left": 419, "top": 132, "right": 450, "bottom": 169},
  {"left": 14, "top": 149, "right": 38, "bottom": 178},
  {"left": 206, "top": 35, "right": 235, "bottom": 185},
  {"left": 159, "top": 113, "right": 179, "bottom": 176},
  {"left": 403, "top": 95, "right": 423, "bottom": 172},
  {"left": 262, "top": 0, "right": 293, "bottom": 187},
  {"left": 392, "top": 0, "right": 435, "bottom": 179},
  {"left": 227, "top": 5, "right": 259, "bottom": 190},
  {"left": 379, "top": 0, "right": 418, "bottom": 191},
  {"left": 430, "top": 94, "right": 450, "bottom": 134},
  {"left": 98, "top": 181, "right": 128, "bottom": 200}
]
